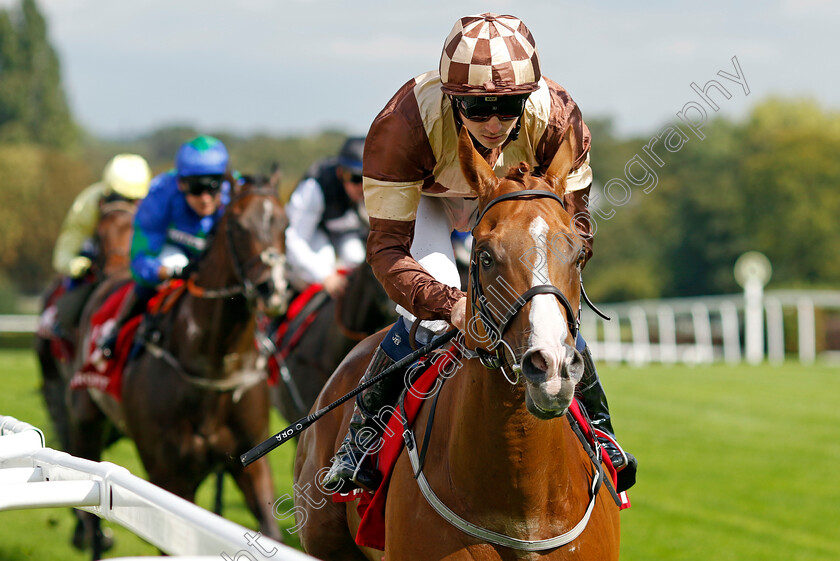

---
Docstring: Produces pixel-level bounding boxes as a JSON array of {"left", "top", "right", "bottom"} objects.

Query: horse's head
[
  {"left": 217, "top": 176, "right": 290, "bottom": 317},
  {"left": 95, "top": 199, "right": 138, "bottom": 277},
  {"left": 459, "top": 126, "right": 586, "bottom": 419}
]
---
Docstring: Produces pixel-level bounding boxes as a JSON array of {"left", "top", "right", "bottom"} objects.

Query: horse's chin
[{"left": 525, "top": 386, "right": 571, "bottom": 420}]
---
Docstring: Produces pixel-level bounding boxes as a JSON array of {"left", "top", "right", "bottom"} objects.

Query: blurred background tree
[{"left": 1, "top": 0, "right": 839, "bottom": 306}]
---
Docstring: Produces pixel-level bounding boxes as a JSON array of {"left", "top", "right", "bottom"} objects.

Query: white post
[
  {"left": 629, "top": 307, "right": 650, "bottom": 366},
  {"left": 744, "top": 278, "right": 764, "bottom": 364},
  {"left": 719, "top": 301, "right": 741, "bottom": 364},
  {"left": 657, "top": 305, "right": 678, "bottom": 364},
  {"left": 691, "top": 303, "right": 714, "bottom": 363},
  {"left": 797, "top": 298, "right": 816, "bottom": 364},
  {"left": 734, "top": 252, "right": 772, "bottom": 366},
  {"left": 764, "top": 297, "right": 785, "bottom": 365}
]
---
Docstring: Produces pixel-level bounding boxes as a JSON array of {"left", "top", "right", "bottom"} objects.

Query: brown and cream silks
[
  {"left": 439, "top": 13, "right": 542, "bottom": 96},
  {"left": 363, "top": 72, "right": 594, "bottom": 323}
]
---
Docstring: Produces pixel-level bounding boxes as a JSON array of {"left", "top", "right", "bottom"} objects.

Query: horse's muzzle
[{"left": 521, "top": 345, "right": 584, "bottom": 419}]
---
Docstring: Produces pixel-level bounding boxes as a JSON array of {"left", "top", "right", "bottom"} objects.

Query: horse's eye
[
  {"left": 479, "top": 250, "right": 494, "bottom": 269},
  {"left": 576, "top": 250, "right": 586, "bottom": 267}
]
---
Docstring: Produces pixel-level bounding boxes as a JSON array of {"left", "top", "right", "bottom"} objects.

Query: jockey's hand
[
  {"left": 68, "top": 256, "right": 92, "bottom": 278},
  {"left": 323, "top": 272, "right": 348, "bottom": 299},
  {"left": 450, "top": 296, "right": 467, "bottom": 333},
  {"left": 158, "top": 263, "right": 186, "bottom": 281}
]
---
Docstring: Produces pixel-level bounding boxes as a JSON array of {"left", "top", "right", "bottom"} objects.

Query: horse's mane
[{"left": 503, "top": 162, "right": 533, "bottom": 184}]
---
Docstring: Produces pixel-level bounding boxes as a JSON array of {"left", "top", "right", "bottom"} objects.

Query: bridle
[
  {"left": 467, "top": 189, "right": 582, "bottom": 378},
  {"left": 187, "top": 185, "right": 286, "bottom": 301},
  {"left": 404, "top": 191, "right": 619, "bottom": 550}
]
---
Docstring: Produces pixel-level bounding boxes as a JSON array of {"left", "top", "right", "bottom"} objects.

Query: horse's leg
[
  {"left": 213, "top": 469, "right": 225, "bottom": 515},
  {"left": 35, "top": 335, "right": 70, "bottom": 450},
  {"left": 229, "top": 458, "right": 283, "bottom": 542},
  {"left": 67, "top": 388, "right": 113, "bottom": 555}
]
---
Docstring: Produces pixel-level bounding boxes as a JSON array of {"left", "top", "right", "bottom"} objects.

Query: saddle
[
  {"left": 71, "top": 281, "right": 186, "bottom": 402},
  {"left": 265, "top": 283, "right": 330, "bottom": 367},
  {"left": 335, "top": 346, "right": 630, "bottom": 550}
]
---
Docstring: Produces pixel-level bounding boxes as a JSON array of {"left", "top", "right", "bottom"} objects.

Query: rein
[{"left": 144, "top": 341, "right": 267, "bottom": 403}]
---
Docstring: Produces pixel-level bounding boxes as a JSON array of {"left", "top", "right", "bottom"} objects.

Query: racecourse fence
[
  {"left": 6, "top": 288, "right": 840, "bottom": 364},
  {"left": 0, "top": 415, "right": 315, "bottom": 560},
  {"left": 581, "top": 289, "right": 840, "bottom": 365}
]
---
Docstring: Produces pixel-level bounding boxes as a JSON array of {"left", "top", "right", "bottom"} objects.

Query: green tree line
[
  {"left": 584, "top": 99, "right": 840, "bottom": 302},
  {"left": 1, "top": 0, "right": 839, "bottom": 307}
]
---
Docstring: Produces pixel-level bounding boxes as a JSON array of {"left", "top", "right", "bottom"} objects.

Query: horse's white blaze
[
  {"left": 528, "top": 217, "right": 570, "bottom": 388},
  {"left": 262, "top": 200, "right": 272, "bottom": 233}
]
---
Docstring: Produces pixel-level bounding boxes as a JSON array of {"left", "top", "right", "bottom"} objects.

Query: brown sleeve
[
  {"left": 367, "top": 217, "right": 465, "bottom": 321},
  {"left": 534, "top": 77, "right": 594, "bottom": 264},
  {"left": 534, "top": 77, "right": 591, "bottom": 174},
  {"left": 364, "top": 79, "right": 436, "bottom": 184},
  {"left": 363, "top": 79, "right": 463, "bottom": 321}
]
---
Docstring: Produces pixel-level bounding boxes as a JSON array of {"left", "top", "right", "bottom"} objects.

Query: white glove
[{"left": 68, "top": 256, "right": 92, "bottom": 278}]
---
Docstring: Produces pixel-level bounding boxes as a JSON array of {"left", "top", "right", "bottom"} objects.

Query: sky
[{"left": 5, "top": 0, "right": 838, "bottom": 139}]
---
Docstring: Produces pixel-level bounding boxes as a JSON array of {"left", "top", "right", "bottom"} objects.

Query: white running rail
[{"left": 0, "top": 415, "right": 315, "bottom": 560}]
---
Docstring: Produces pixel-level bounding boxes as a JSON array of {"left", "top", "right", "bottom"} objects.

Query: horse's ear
[
  {"left": 227, "top": 171, "right": 242, "bottom": 196},
  {"left": 544, "top": 125, "right": 577, "bottom": 195},
  {"left": 458, "top": 126, "right": 498, "bottom": 200}
]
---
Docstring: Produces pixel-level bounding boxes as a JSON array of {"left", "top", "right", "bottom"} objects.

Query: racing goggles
[
  {"left": 453, "top": 94, "right": 530, "bottom": 122},
  {"left": 183, "top": 174, "right": 225, "bottom": 196},
  {"left": 342, "top": 171, "right": 363, "bottom": 184}
]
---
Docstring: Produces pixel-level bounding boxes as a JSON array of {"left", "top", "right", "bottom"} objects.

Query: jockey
[
  {"left": 285, "top": 137, "right": 367, "bottom": 299},
  {"left": 51, "top": 154, "right": 152, "bottom": 336},
  {"left": 100, "top": 135, "right": 232, "bottom": 356},
  {"left": 324, "top": 13, "right": 637, "bottom": 494}
]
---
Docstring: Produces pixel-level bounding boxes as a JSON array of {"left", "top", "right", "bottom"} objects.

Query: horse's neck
[
  {"left": 443, "top": 362, "right": 576, "bottom": 512},
  {"left": 170, "top": 248, "right": 255, "bottom": 374}
]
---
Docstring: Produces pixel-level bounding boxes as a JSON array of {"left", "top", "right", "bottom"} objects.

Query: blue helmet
[{"left": 175, "top": 135, "right": 229, "bottom": 177}]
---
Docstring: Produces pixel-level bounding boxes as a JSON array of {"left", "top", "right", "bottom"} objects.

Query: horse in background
[
  {"left": 35, "top": 198, "right": 138, "bottom": 451},
  {"left": 67, "top": 177, "right": 290, "bottom": 554},
  {"left": 270, "top": 258, "right": 396, "bottom": 423},
  {"left": 294, "top": 127, "right": 621, "bottom": 560}
]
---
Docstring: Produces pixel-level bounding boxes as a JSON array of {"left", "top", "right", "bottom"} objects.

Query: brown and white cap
[{"left": 439, "top": 13, "right": 541, "bottom": 96}]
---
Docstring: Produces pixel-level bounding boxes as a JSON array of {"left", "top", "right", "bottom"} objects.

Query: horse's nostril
[{"left": 530, "top": 351, "right": 548, "bottom": 373}]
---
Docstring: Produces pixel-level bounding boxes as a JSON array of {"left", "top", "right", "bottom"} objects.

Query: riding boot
[
  {"left": 99, "top": 289, "right": 147, "bottom": 358},
  {"left": 322, "top": 346, "right": 403, "bottom": 494},
  {"left": 579, "top": 344, "right": 637, "bottom": 493}
]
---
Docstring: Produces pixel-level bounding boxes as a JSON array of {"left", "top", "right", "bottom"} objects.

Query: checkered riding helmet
[{"left": 439, "top": 13, "right": 541, "bottom": 96}]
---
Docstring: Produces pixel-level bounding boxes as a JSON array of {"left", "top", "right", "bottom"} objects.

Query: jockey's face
[
  {"left": 339, "top": 168, "right": 365, "bottom": 204},
  {"left": 179, "top": 177, "right": 222, "bottom": 216},
  {"left": 459, "top": 114, "right": 519, "bottom": 149},
  {"left": 453, "top": 94, "right": 528, "bottom": 149}
]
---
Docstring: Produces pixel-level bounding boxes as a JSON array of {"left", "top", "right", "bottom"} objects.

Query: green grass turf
[
  {"left": 1, "top": 347, "right": 839, "bottom": 559},
  {"left": 0, "top": 348, "right": 301, "bottom": 559}
]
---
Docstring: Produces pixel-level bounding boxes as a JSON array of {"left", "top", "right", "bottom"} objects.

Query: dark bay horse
[
  {"left": 69, "top": 178, "right": 290, "bottom": 550},
  {"left": 35, "top": 198, "right": 138, "bottom": 451},
  {"left": 271, "top": 259, "right": 396, "bottom": 423},
  {"left": 294, "top": 127, "right": 620, "bottom": 560}
]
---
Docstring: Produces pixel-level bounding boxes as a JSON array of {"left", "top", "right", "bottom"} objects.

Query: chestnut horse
[
  {"left": 271, "top": 259, "right": 396, "bottom": 423},
  {"left": 35, "top": 198, "right": 138, "bottom": 451},
  {"left": 68, "top": 178, "right": 290, "bottom": 552},
  {"left": 294, "top": 127, "right": 620, "bottom": 560}
]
